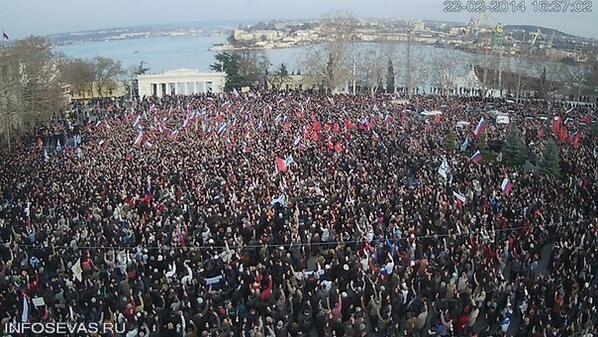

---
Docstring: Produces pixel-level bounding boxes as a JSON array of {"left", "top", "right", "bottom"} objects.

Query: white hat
[{"left": 343, "top": 264, "right": 349, "bottom": 271}]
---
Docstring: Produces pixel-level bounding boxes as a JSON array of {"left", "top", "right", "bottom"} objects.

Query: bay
[{"left": 56, "top": 35, "right": 570, "bottom": 88}]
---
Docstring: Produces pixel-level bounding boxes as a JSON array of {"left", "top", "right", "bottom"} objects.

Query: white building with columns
[{"left": 137, "top": 69, "right": 226, "bottom": 97}]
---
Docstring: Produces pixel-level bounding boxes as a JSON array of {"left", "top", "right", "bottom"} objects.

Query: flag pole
[{"left": 1, "top": 29, "right": 7, "bottom": 151}]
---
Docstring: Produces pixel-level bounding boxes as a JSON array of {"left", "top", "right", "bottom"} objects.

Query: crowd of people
[{"left": 0, "top": 91, "right": 596, "bottom": 337}]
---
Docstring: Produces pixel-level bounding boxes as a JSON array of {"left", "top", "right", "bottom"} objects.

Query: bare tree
[
  {"left": 581, "top": 46, "right": 598, "bottom": 97},
  {"left": 268, "top": 63, "right": 291, "bottom": 91},
  {"left": 300, "top": 11, "right": 356, "bottom": 92},
  {"left": 399, "top": 45, "right": 429, "bottom": 96},
  {"left": 236, "top": 49, "right": 271, "bottom": 88},
  {"left": 431, "top": 49, "right": 460, "bottom": 96},
  {"left": 508, "top": 58, "right": 530, "bottom": 100},
  {"left": 537, "top": 61, "right": 576, "bottom": 100},
  {"left": 92, "top": 56, "right": 124, "bottom": 97},
  {"left": 0, "top": 36, "right": 64, "bottom": 148},
  {"left": 130, "top": 60, "right": 150, "bottom": 77},
  {"left": 59, "top": 57, "right": 95, "bottom": 97},
  {"left": 124, "top": 61, "right": 151, "bottom": 98},
  {"left": 356, "top": 44, "right": 394, "bottom": 95}
]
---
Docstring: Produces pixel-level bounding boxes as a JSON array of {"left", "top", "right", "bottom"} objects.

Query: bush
[
  {"left": 540, "top": 138, "right": 561, "bottom": 177},
  {"left": 502, "top": 125, "right": 527, "bottom": 167}
]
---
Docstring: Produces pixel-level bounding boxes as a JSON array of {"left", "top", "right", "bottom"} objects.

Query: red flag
[
  {"left": 276, "top": 158, "right": 288, "bottom": 173},
  {"left": 303, "top": 127, "right": 310, "bottom": 139},
  {"left": 312, "top": 121, "right": 321, "bottom": 132},
  {"left": 311, "top": 130, "right": 320, "bottom": 142},
  {"left": 581, "top": 114, "right": 590, "bottom": 125},
  {"left": 332, "top": 122, "right": 340, "bottom": 135},
  {"left": 551, "top": 116, "right": 561, "bottom": 135},
  {"left": 334, "top": 142, "right": 343, "bottom": 153},
  {"left": 345, "top": 120, "right": 355, "bottom": 130},
  {"left": 359, "top": 121, "right": 372, "bottom": 132},
  {"left": 327, "top": 140, "right": 334, "bottom": 151},
  {"left": 559, "top": 126, "right": 568, "bottom": 143},
  {"left": 571, "top": 132, "right": 581, "bottom": 149}
]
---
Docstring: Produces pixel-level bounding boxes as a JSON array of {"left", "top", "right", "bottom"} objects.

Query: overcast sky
[{"left": 1, "top": 0, "right": 597, "bottom": 39}]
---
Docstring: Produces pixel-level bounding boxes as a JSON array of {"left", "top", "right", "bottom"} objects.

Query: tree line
[{"left": 0, "top": 36, "right": 149, "bottom": 149}]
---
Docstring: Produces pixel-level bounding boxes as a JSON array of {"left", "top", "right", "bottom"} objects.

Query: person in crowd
[{"left": 0, "top": 91, "right": 596, "bottom": 337}]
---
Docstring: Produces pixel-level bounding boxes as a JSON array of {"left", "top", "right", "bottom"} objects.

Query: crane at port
[{"left": 528, "top": 29, "right": 543, "bottom": 53}]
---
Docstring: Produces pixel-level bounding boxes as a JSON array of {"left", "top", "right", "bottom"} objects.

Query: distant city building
[
  {"left": 137, "top": 69, "right": 226, "bottom": 97},
  {"left": 233, "top": 29, "right": 279, "bottom": 42},
  {"left": 413, "top": 20, "right": 425, "bottom": 32},
  {"left": 267, "top": 74, "right": 323, "bottom": 91},
  {"left": 253, "top": 30, "right": 279, "bottom": 40},
  {"left": 233, "top": 29, "right": 254, "bottom": 41}
]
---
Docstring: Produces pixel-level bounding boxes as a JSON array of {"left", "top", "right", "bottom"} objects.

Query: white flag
[
  {"left": 21, "top": 296, "right": 29, "bottom": 323},
  {"left": 71, "top": 258, "right": 82, "bottom": 282},
  {"left": 438, "top": 157, "right": 450, "bottom": 180},
  {"left": 270, "top": 194, "right": 286, "bottom": 207},
  {"left": 284, "top": 154, "right": 295, "bottom": 167}
]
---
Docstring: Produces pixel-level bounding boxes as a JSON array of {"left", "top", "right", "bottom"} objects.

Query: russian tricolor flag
[
  {"left": 132, "top": 115, "right": 142, "bottom": 130},
  {"left": 501, "top": 178, "right": 513, "bottom": 196},
  {"left": 474, "top": 117, "right": 486, "bottom": 138},
  {"left": 168, "top": 129, "right": 179, "bottom": 140},
  {"left": 452, "top": 191, "right": 467, "bottom": 208},
  {"left": 470, "top": 150, "right": 483, "bottom": 164},
  {"left": 182, "top": 116, "right": 191, "bottom": 129},
  {"left": 133, "top": 130, "right": 144, "bottom": 146}
]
